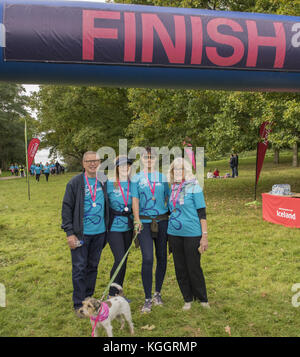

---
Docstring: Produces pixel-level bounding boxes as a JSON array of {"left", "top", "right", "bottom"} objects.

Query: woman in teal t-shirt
[
  {"left": 131, "top": 147, "right": 169, "bottom": 313},
  {"left": 168, "top": 158, "right": 209, "bottom": 311},
  {"left": 107, "top": 156, "right": 134, "bottom": 298}
]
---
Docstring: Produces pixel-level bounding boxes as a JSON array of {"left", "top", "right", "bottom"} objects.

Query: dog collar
[{"left": 90, "top": 302, "right": 109, "bottom": 337}]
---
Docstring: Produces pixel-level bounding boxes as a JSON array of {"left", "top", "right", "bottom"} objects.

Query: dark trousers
[
  {"left": 36, "top": 174, "right": 40, "bottom": 182},
  {"left": 168, "top": 235, "right": 208, "bottom": 303},
  {"left": 138, "top": 220, "right": 168, "bottom": 299},
  {"left": 70, "top": 233, "right": 105, "bottom": 309},
  {"left": 108, "top": 230, "right": 133, "bottom": 296},
  {"left": 45, "top": 173, "right": 49, "bottom": 182}
]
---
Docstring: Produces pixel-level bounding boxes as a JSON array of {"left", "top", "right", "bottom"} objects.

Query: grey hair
[{"left": 82, "top": 151, "right": 100, "bottom": 162}]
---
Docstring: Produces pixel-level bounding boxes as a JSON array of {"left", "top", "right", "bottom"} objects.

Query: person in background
[
  {"left": 30, "top": 164, "right": 36, "bottom": 176},
  {"left": 50, "top": 162, "right": 56, "bottom": 175},
  {"left": 207, "top": 169, "right": 214, "bottom": 179},
  {"left": 34, "top": 164, "right": 42, "bottom": 182},
  {"left": 213, "top": 168, "right": 220, "bottom": 178},
  {"left": 14, "top": 163, "right": 19, "bottom": 176},
  {"left": 9, "top": 164, "right": 14, "bottom": 175},
  {"left": 44, "top": 162, "right": 50, "bottom": 182},
  {"left": 229, "top": 154, "right": 235, "bottom": 178},
  {"left": 20, "top": 165, "right": 25, "bottom": 178},
  {"left": 167, "top": 158, "right": 209, "bottom": 311},
  {"left": 234, "top": 153, "right": 239, "bottom": 178}
]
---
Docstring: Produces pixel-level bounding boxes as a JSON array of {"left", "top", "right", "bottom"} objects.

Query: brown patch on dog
[{"left": 106, "top": 301, "right": 112, "bottom": 308}]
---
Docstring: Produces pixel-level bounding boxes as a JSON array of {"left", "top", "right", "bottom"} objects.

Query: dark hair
[{"left": 144, "top": 146, "right": 158, "bottom": 157}]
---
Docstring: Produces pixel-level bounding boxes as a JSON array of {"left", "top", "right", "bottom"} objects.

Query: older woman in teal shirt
[{"left": 168, "top": 158, "right": 209, "bottom": 311}]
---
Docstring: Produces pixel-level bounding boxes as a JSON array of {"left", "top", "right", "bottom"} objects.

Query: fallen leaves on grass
[
  {"left": 225, "top": 325, "right": 231, "bottom": 336},
  {"left": 141, "top": 325, "right": 155, "bottom": 331}
]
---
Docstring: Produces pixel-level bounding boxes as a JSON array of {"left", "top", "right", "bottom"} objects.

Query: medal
[
  {"left": 118, "top": 179, "right": 130, "bottom": 213},
  {"left": 144, "top": 171, "right": 156, "bottom": 202},
  {"left": 85, "top": 173, "right": 98, "bottom": 208}
]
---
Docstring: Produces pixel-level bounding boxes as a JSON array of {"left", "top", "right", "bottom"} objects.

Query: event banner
[
  {"left": 262, "top": 193, "right": 300, "bottom": 229},
  {"left": 256, "top": 122, "right": 271, "bottom": 185},
  {"left": 27, "top": 138, "right": 40, "bottom": 169},
  {"left": 3, "top": 2, "right": 300, "bottom": 71}
]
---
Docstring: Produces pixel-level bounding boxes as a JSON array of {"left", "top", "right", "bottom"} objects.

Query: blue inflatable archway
[{"left": 1, "top": 0, "right": 300, "bottom": 91}]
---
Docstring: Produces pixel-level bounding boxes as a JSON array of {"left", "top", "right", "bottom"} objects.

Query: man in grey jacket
[{"left": 61, "top": 151, "right": 109, "bottom": 316}]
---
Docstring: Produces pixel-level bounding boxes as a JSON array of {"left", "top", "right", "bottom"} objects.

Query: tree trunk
[
  {"left": 274, "top": 148, "right": 280, "bottom": 164},
  {"left": 292, "top": 142, "right": 298, "bottom": 167}
]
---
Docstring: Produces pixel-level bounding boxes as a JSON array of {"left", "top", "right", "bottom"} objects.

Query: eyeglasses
[{"left": 84, "top": 160, "right": 100, "bottom": 164}]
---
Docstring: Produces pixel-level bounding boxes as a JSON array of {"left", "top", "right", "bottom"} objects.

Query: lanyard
[
  {"left": 144, "top": 171, "right": 156, "bottom": 199},
  {"left": 171, "top": 181, "right": 184, "bottom": 210},
  {"left": 117, "top": 179, "right": 130, "bottom": 210},
  {"left": 85, "top": 173, "right": 98, "bottom": 205}
]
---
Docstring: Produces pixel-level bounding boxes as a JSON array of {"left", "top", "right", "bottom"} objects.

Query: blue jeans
[
  {"left": 138, "top": 221, "right": 168, "bottom": 299},
  {"left": 70, "top": 233, "right": 106, "bottom": 309}
]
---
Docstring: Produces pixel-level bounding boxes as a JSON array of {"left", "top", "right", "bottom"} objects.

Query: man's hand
[{"left": 67, "top": 235, "right": 80, "bottom": 250}]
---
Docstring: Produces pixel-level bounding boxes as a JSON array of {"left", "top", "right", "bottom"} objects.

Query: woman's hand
[
  {"left": 134, "top": 220, "right": 143, "bottom": 234},
  {"left": 199, "top": 234, "right": 208, "bottom": 254}
]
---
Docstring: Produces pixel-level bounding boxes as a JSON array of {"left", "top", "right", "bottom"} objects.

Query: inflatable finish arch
[{"left": 0, "top": 0, "right": 300, "bottom": 91}]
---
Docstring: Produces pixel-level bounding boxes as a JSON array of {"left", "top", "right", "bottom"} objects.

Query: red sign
[
  {"left": 27, "top": 138, "right": 40, "bottom": 169},
  {"left": 256, "top": 122, "right": 271, "bottom": 185},
  {"left": 262, "top": 193, "right": 300, "bottom": 228}
]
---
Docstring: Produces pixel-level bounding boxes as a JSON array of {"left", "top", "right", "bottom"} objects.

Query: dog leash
[{"left": 99, "top": 227, "right": 140, "bottom": 302}]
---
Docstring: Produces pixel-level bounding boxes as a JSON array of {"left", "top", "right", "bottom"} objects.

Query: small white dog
[{"left": 79, "top": 283, "right": 134, "bottom": 337}]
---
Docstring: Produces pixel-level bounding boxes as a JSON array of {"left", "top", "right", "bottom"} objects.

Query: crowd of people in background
[
  {"left": 30, "top": 161, "right": 65, "bottom": 181},
  {"left": 8, "top": 161, "right": 65, "bottom": 181},
  {"left": 206, "top": 153, "right": 239, "bottom": 179}
]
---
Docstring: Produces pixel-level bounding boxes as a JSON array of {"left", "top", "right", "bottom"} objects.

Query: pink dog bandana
[{"left": 90, "top": 302, "right": 109, "bottom": 337}]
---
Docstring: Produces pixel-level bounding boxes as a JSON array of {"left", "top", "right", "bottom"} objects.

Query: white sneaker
[
  {"left": 141, "top": 299, "right": 152, "bottom": 313},
  {"left": 200, "top": 302, "right": 210, "bottom": 309},
  {"left": 182, "top": 302, "right": 192, "bottom": 311},
  {"left": 152, "top": 292, "right": 163, "bottom": 306}
]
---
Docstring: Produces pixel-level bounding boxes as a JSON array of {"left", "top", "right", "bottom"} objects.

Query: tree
[
  {"left": 32, "top": 86, "right": 132, "bottom": 167},
  {"left": 0, "top": 83, "right": 30, "bottom": 170}
]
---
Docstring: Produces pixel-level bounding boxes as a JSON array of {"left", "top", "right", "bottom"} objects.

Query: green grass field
[{"left": 0, "top": 152, "right": 300, "bottom": 337}]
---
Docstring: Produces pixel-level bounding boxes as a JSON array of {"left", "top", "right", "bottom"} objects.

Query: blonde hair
[{"left": 168, "top": 157, "right": 194, "bottom": 184}]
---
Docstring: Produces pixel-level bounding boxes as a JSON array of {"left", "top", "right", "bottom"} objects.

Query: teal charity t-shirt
[
  {"left": 107, "top": 180, "right": 132, "bottom": 232},
  {"left": 34, "top": 166, "right": 41, "bottom": 174},
  {"left": 44, "top": 165, "right": 50, "bottom": 174},
  {"left": 131, "top": 171, "right": 169, "bottom": 223},
  {"left": 167, "top": 180, "right": 206, "bottom": 237},
  {"left": 83, "top": 176, "right": 106, "bottom": 235}
]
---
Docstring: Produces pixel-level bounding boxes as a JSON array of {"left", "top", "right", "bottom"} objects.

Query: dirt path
[{"left": 0, "top": 176, "right": 22, "bottom": 181}]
